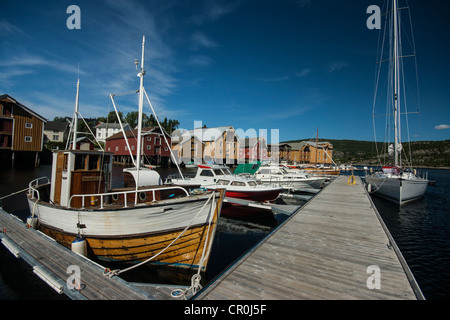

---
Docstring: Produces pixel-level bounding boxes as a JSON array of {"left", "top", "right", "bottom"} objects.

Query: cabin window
[
  {"left": 88, "top": 155, "right": 100, "bottom": 170},
  {"left": 74, "top": 155, "right": 86, "bottom": 170},
  {"left": 259, "top": 169, "right": 270, "bottom": 174},
  {"left": 213, "top": 169, "right": 224, "bottom": 176},
  {"left": 200, "top": 169, "right": 214, "bottom": 177},
  {"left": 248, "top": 181, "right": 257, "bottom": 186},
  {"left": 231, "top": 181, "right": 245, "bottom": 186},
  {"left": 24, "top": 136, "right": 32, "bottom": 142},
  {"left": 25, "top": 122, "right": 32, "bottom": 129},
  {"left": 217, "top": 179, "right": 230, "bottom": 185}
]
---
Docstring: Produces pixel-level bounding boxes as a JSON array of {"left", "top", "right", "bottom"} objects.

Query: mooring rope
[{"left": 103, "top": 191, "right": 216, "bottom": 278}]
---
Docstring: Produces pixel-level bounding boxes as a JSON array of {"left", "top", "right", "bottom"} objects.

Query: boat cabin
[
  {"left": 50, "top": 150, "right": 113, "bottom": 208},
  {"left": 192, "top": 164, "right": 262, "bottom": 187}
]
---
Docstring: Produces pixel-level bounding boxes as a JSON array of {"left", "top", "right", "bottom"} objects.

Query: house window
[
  {"left": 155, "top": 138, "right": 161, "bottom": 145},
  {"left": 146, "top": 145, "right": 151, "bottom": 150},
  {"left": 25, "top": 136, "right": 32, "bottom": 142},
  {"left": 164, "top": 147, "right": 168, "bottom": 151},
  {"left": 131, "top": 145, "right": 135, "bottom": 151},
  {"left": 147, "top": 136, "right": 151, "bottom": 142},
  {"left": 53, "top": 135, "right": 59, "bottom": 140},
  {"left": 25, "top": 123, "right": 32, "bottom": 129},
  {"left": 115, "top": 146, "right": 119, "bottom": 151}
]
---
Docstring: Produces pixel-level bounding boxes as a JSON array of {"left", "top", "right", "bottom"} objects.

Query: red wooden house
[
  {"left": 105, "top": 126, "right": 172, "bottom": 166},
  {"left": 238, "top": 137, "right": 268, "bottom": 163}
]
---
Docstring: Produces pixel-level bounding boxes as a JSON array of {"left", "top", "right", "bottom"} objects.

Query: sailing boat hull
[
  {"left": 27, "top": 190, "right": 224, "bottom": 270},
  {"left": 365, "top": 175, "right": 428, "bottom": 205}
]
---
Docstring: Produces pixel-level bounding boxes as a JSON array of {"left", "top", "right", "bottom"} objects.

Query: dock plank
[
  {"left": 0, "top": 209, "right": 177, "bottom": 300},
  {"left": 196, "top": 175, "right": 422, "bottom": 300}
]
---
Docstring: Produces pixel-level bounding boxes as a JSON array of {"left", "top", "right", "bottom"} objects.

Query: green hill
[{"left": 282, "top": 139, "right": 450, "bottom": 168}]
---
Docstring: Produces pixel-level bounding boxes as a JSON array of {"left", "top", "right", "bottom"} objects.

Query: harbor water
[{"left": 0, "top": 164, "right": 449, "bottom": 300}]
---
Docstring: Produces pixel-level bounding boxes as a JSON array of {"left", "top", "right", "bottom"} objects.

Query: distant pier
[{"left": 195, "top": 175, "right": 424, "bottom": 300}]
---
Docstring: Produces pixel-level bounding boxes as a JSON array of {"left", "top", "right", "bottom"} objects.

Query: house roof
[
  {"left": 105, "top": 126, "right": 169, "bottom": 141},
  {"left": 96, "top": 122, "right": 130, "bottom": 129},
  {"left": 45, "top": 120, "right": 69, "bottom": 132},
  {"left": 0, "top": 94, "right": 47, "bottom": 123},
  {"left": 182, "top": 126, "right": 234, "bottom": 142}
]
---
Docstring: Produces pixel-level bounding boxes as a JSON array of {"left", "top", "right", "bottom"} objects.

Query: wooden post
[{"left": 35, "top": 151, "right": 40, "bottom": 167}]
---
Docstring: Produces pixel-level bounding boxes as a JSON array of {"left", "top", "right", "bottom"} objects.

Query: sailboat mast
[
  {"left": 72, "top": 78, "right": 80, "bottom": 150},
  {"left": 136, "top": 35, "right": 146, "bottom": 189},
  {"left": 393, "top": 0, "right": 399, "bottom": 167}
]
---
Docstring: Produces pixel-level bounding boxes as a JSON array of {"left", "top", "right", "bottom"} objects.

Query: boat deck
[
  {"left": 195, "top": 175, "right": 423, "bottom": 300},
  {"left": 0, "top": 208, "right": 187, "bottom": 300}
]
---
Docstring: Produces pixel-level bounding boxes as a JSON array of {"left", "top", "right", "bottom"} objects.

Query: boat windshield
[{"left": 214, "top": 169, "right": 224, "bottom": 175}]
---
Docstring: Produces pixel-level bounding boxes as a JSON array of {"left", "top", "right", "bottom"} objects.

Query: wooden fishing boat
[{"left": 26, "top": 36, "right": 225, "bottom": 272}]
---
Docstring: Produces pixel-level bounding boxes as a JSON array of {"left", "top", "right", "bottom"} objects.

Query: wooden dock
[
  {"left": 0, "top": 208, "right": 188, "bottom": 300},
  {"left": 196, "top": 175, "right": 424, "bottom": 300}
]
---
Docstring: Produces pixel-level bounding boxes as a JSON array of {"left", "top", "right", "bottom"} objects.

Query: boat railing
[
  {"left": 28, "top": 177, "right": 51, "bottom": 201},
  {"left": 67, "top": 186, "right": 190, "bottom": 209}
]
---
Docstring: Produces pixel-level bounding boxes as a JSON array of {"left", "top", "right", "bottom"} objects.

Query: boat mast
[
  {"left": 393, "top": 0, "right": 400, "bottom": 167},
  {"left": 136, "top": 35, "right": 146, "bottom": 189},
  {"left": 72, "top": 77, "right": 80, "bottom": 150}
]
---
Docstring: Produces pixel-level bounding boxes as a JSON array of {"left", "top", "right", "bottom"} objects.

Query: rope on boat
[
  {"left": 171, "top": 191, "right": 217, "bottom": 300},
  {"left": 103, "top": 191, "right": 216, "bottom": 280}
]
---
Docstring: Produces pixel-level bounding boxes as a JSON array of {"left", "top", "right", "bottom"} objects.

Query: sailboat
[
  {"left": 26, "top": 36, "right": 225, "bottom": 272},
  {"left": 365, "top": 0, "right": 428, "bottom": 205}
]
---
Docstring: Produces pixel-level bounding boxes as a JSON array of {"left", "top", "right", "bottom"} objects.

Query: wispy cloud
[
  {"left": 0, "top": 54, "right": 85, "bottom": 76},
  {"left": 435, "top": 124, "right": 450, "bottom": 130},
  {"left": 329, "top": 62, "right": 348, "bottom": 72},
  {"left": 296, "top": 68, "right": 311, "bottom": 77},
  {"left": 189, "top": 0, "right": 243, "bottom": 25},
  {"left": 191, "top": 31, "right": 219, "bottom": 51},
  {"left": 0, "top": 19, "right": 24, "bottom": 36},
  {"left": 187, "top": 55, "right": 213, "bottom": 67},
  {"left": 261, "top": 75, "right": 290, "bottom": 83}
]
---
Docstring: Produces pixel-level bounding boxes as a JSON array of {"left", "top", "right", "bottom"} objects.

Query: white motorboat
[
  {"left": 168, "top": 164, "right": 283, "bottom": 203},
  {"left": 253, "top": 164, "right": 327, "bottom": 189}
]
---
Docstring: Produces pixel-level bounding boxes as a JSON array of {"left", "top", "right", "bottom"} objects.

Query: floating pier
[
  {"left": 0, "top": 208, "right": 188, "bottom": 300},
  {"left": 195, "top": 175, "right": 424, "bottom": 300}
]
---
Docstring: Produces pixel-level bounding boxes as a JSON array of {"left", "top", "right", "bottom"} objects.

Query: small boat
[
  {"left": 167, "top": 164, "right": 283, "bottom": 203},
  {"left": 365, "top": 0, "right": 428, "bottom": 205},
  {"left": 236, "top": 162, "right": 328, "bottom": 189},
  {"left": 254, "top": 164, "right": 327, "bottom": 189},
  {"left": 26, "top": 36, "right": 225, "bottom": 272}
]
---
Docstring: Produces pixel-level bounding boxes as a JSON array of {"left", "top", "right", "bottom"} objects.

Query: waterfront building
[
  {"left": 105, "top": 126, "right": 171, "bottom": 166},
  {"left": 0, "top": 94, "right": 47, "bottom": 167}
]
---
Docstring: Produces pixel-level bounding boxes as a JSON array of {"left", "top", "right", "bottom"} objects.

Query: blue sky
[{"left": 1, "top": 0, "right": 449, "bottom": 143}]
